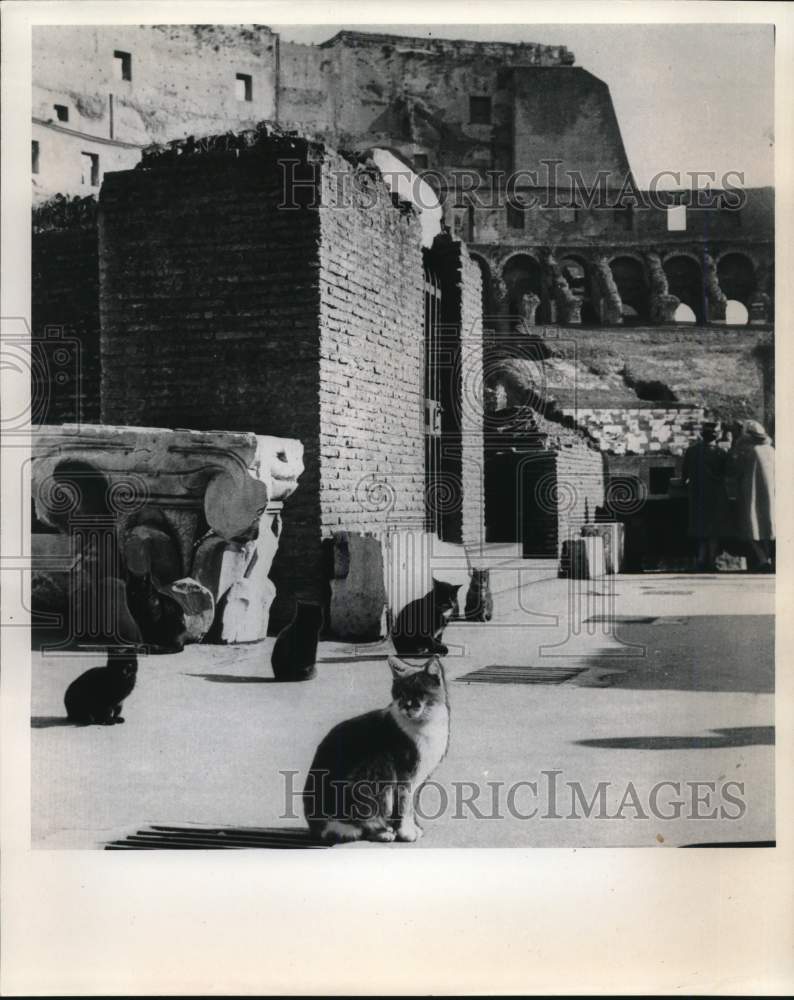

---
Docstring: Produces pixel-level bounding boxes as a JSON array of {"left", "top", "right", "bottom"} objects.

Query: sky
[{"left": 275, "top": 22, "right": 775, "bottom": 189}]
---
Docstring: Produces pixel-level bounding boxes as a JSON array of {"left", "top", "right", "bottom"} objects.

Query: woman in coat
[{"left": 735, "top": 420, "right": 775, "bottom": 572}]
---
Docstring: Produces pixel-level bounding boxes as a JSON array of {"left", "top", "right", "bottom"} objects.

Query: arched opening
[
  {"left": 502, "top": 254, "right": 551, "bottom": 326},
  {"left": 717, "top": 253, "right": 756, "bottom": 308},
  {"left": 725, "top": 299, "right": 750, "bottom": 325},
  {"left": 664, "top": 255, "right": 705, "bottom": 323},
  {"left": 673, "top": 303, "right": 697, "bottom": 324},
  {"left": 609, "top": 256, "right": 649, "bottom": 323},
  {"left": 559, "top": 255, "right": 597, "bottom": 324}
]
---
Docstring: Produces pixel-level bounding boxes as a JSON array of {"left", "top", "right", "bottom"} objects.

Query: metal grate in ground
[
  {"left": 455, "top": 664, "right": 586, "bottom": 685},
  {"left": 105, "top": 824, "right": 325, "bottom": 850}
]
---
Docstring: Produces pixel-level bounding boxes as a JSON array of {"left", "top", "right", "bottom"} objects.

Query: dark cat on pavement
[
  {"left": 64, "top": 648, "right": 138, "bottom": 725},
  {"left": 391, "top": 579, "right": 461, "bottom": 655},
  {"left": 303, "top": 655, "right": 449, "bottom": 844},
  {"left": 271, "top": 601, "right": 323, "bottom": 682}
]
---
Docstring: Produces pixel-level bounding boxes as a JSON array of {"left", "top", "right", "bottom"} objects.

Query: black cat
[
  {"left": 64, "top": 648, "right": 138, "bottom": 725},
  {"left": 271, "top": 601, "right": 323, "bottom": 682},
  {"left": 304, "top": 655, "right": 449, "bottom": 843},
  {"left": 126, "top": 571, "right": 187, "bottom": 654},
  {"left": 464, "top": 568, "right": 494, "bottom": 622},
  {"left": 391, "top": 579, "right": 461, "bottom": 655}
]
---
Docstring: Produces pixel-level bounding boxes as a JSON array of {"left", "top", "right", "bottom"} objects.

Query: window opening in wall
[
  {"left": 507, "top": 202, "right": 525, "bottom": 230},
  {"left": 81, "top": 152, "right": 99, "bottom": 187},
  {"left": 54, "top": 104, "right": 69, "bottom": 122},
  {"left": 649, "top": 466, "right": 675, "bottom": 496},
  {"left": 413, "top": 153, "right": 428, "bottom": 171},
  {"left": 469, "top": 95, "right": 492, "bottom": 125},
  {"left": 235, "top": 73, "right": 253, "bottom": 102},
  {"left": 666, "top": 204, "right": 687, "bottom": 232},
  {"left": 614, "top": 205, "right": 634, "bottom": 230},
  {"left": 113, "top": 50, "right": 132, "bottom": 82},
  {"left": 32, "top": 140, "right": 40, "bottom": 174}
]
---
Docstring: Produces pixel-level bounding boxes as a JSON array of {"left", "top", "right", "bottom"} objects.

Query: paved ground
[{"left": 31, "top": 568, "right": 775, "bottom": 849}]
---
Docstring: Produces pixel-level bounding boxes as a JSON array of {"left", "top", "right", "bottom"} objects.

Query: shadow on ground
[
  {"left": 571, "top": 615, "right": 773, "bottom": 693},
  {"left": 576, "top": 725, "right": 775, "bottom": 750},
  {"left": 31, "top": 716, "right": 75, "bottom": 729}
]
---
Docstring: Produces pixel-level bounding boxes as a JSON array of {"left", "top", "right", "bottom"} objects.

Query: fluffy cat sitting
[
  {"left": 271, "top": 601, "right": 323, "bottom": 682},
  {"left": 303, "top": 655, "right": 449, "bottom": 844},
  {"left": 390, "top": 579, "right": 461, "bottom": 655},
  {"left": 64, "top": 647, "right": 138, "bottom": 725}
]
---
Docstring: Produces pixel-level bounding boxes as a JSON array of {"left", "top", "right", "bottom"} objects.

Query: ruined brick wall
[
  {"left": 99, "top": 135, "right": 439, "bottom": 628},
  {"left": 99, "top": 138, "right": 324, "bottom": 613},
  {"left": 552, "top": 443, "right": 605, "bottom": 553},
  {"left": 317, "top": 152, "right": 427, "bottom": 539},
  {"left": 32, "top": 197, "right": 101, "bottom": 424}
]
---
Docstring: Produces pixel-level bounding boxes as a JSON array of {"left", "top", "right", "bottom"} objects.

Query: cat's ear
[
  {"left": 389, "top": 656, "right": 422, "bottom": 679},
  {"left": 424, "top": 656, "right": 444, "bottom": 683}
]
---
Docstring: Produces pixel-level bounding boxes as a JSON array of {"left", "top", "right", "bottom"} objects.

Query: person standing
[
  {"left": 735, "top": 420, "right": 775, "bottom": 572},
  {"left": 681, "top": 421, "right": 727, "bottom": 572}
]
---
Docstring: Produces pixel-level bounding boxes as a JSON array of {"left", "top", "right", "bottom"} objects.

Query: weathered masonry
[{"left": 98, "top": 128, "right": 485, "bottom": 627}]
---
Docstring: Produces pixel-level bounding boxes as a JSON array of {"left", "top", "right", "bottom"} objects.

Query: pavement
[{"left": 31, "top": 567, "right": 775, "bottom": 850}]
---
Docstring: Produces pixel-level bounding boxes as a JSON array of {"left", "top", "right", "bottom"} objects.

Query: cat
[
  {"left": 303, "top": 655, "right": 449, "bottom": 844},
  {"left": 463, "top": 568, "right": 494, "bottom": 622},
  {"left": 64, "top": 647, "right": 138, "bottom": 725},
  {"left": 126, "top": 571, "right": 187, "bottom": 654},
  {"left": 271, "top": 601, "right": 323, "bottom": 682},
  {"left": 391, "top": 579, "right": 461, "bottom": 655}
]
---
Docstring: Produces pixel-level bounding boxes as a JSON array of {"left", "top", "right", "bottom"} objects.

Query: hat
[{"left": 744, "top": 420, "right": 768, "bottom": 441}]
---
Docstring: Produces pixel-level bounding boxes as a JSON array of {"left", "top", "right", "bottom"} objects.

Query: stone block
[
  {"left": 328, "top": 531, "right": 388, "bottom": 640},
  {"left": 560, "top": 535, "right": 605, "bottom": 579},
  {"left": 581, "top": 522, "right": 625, "bottom": 574}
]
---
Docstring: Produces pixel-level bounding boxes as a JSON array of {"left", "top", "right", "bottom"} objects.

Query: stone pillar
[
  {"left": 703, "top": 252, "right": 727, "bottom": 322},
  {"left": 645, "top": 251, "right": 680, "bottom": 324},
  {"left": 546, "top": 252, "right": 582, "bottom": 325},
  {"left": 593, "top": 256, "right": 623, "bottom": 325}
]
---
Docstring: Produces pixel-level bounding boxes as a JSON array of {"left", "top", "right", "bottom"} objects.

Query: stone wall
[
  {"left": 32, "top": 197, "right": 101, "bottom": 424},
  {"left": 559, "top": 405, "right": 705, "bottom": 456}
]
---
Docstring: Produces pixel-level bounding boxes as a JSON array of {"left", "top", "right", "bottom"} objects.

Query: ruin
[{"left": 29, "top": 25, "right": 775, "bottom": 618}]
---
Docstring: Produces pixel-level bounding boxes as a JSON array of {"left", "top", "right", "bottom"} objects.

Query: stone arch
[
  {"left": 608, "top": 255, "right": 650, "bottom": 323},
  {"left": 501, "top": 252, "right": 552, "bottom": 325},
  {"left": 558, "top": 253, "right": 597, "bottom": 324},
  {"left": 663, "top": 254, "right": 705, "bottom": 323},
  {"left": 717, "top": 252, "right": 757, "bottom": 308}
]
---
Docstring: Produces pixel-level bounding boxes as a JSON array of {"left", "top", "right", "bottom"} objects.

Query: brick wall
[
  {"left": 553, "top": 443, "right": 606, "bottom": 553},
  {"left": 99, "top": 137, "right": 325, "bottom": 616},
  {"left": 32, "top": 197, "right": 101, "bottom": 424},
  {"left": 99, "top": 133, "right": 435, "bottom": 630},
  {"left": 316, "top": 150, "right": 426, "bottom": 539}
]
